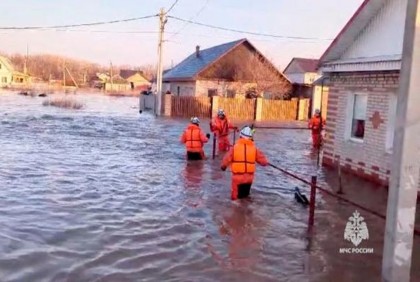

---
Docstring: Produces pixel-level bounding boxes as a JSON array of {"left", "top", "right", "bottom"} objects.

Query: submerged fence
[
  {"left": 170, "top": 96, "right": 211, "bottom": 118},
  {"left": 164, "top": 94, "right": 309, "bottom": 121},
  {"left": 217, "top": 97, "right": 256, "bottom": 120}
]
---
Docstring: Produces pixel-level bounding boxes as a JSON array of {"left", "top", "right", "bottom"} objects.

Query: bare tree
[
  {"left": 232, "top": 53, "right": 291, "bottom": 99},
  {"left": 199, "top": 47, "right": 291, "bottom": 99},
  {"left": 5, "top": 52, "right": 156, "bottom": 85}
]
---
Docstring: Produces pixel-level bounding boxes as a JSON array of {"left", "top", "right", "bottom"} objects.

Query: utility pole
[
  {"left": 382, "top": 0, "right": 420, "bottom": 281},
  {"left": 156, "top": 8, "right": 167, "bottom": 116}
]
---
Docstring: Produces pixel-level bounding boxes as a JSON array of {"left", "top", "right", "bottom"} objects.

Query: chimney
[{"left": 196, "top": 45, "right": 200, "bottom": 57}]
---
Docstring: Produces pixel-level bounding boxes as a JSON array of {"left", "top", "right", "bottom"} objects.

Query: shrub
[{"left": 42, "top": 97, "right": 84, "bottom": 109}]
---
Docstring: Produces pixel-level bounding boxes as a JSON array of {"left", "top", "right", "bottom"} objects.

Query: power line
[
  {"left": 166, "top": 0, "right": 180, "bottom": 14},
  {"left": 167, "top": 0, "right": 209, "bottom": 41},
  {"left": 0, "top": 14, "right": 158, "bottom": 30},
  {"left": 167, "top": 16, "right": 334, "bottom": 41}
]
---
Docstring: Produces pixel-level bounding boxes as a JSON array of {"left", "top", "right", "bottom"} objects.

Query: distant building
[
  {"left": 283, "top": 58, "right": 320, "bottom": 87},
  {"left": 104, "top": 74, "right": 131, "bottom": 92},
  {"left": 0, "top": 56, "right": 31, "bottom": 88},
  {"left": 319, "top": 0, "right": 408, "bottom": 187},
  {"left": 119, "top": 70, "right": 151, "bottom": 91},
  {"left": 283, "top": 58, "right": 322, "bottom": 117},
  {"left": 163, "top": 38, "right": 291, "bottom": 98}
]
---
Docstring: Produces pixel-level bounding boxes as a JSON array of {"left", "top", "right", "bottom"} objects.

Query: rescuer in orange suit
[
  {"left": 221, "top": 126, "right": 269, "bottom": 200},
  {"left": 210, "top": 109, "right": 238, "bottom": 153},
  {"left": 308, "top": 109, "right": 326, "bottom": 149},
  {"left": 180, "top": 117, "right": 210, "bottom": 160}
]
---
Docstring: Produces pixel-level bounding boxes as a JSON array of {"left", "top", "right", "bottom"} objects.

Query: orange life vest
[
  {"left": 212, "top": 117, "right": 230, "bottom": 136},
  {"left": 184, "top": 125, "right": 203, "bottom": 150},
  {"left": 309, "top": 116, "right": 323, "bottom": 133},
  {"left": 231, "top": 139, "right": 256, "bottom": 174}
]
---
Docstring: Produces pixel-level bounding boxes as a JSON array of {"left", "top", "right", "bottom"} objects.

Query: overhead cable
[
  {"left": 166, "top": 0, "right": 180, "bottom": 14},
  {"left": 0, "top": 14, "right": 158, "bottom": 30},
  {"left": 168, "top": 16, "right": 333, "bottom": 41}
]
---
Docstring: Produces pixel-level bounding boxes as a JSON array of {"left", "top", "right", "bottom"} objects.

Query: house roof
[
  {"left": 0, "top": 56, "right": 15, "bottom": 72},
  {"left": 283, "top": 58, "right": 319, "bottom": 73},
  {"left": 120, "top": 69, "right": 144, "bottom": 79},
  {"left": 313, "top": 75, "right": 330, "bottom": 86},
  {"left": 163, "top": 39, "right": 247, "bottom": 81},
  {"left": 110, "top": 74, "right": 129, "bottom": 84},
  {"left": 319, "top": 0, "right": 386, "bottom": 64}
]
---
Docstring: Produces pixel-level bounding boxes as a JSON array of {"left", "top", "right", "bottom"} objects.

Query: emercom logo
[{"left": 339, "top": 210, "right": 374, "bottom": 254}]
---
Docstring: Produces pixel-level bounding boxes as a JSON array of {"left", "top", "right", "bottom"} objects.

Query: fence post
[
  {"left": 308, "top": 176, "right": 317, "bottom": 231},
  {"left": 292, "top": 98, "right": 299, "bottom": 120},
  {"left": 163, "top": 93, "right": 172, "bottom": 116},
  {"left": 211, "top": 96, "right": 219, "bottom": 119},
  {"left": 254, "top": 97, "right": 263, "bottom": 121}
]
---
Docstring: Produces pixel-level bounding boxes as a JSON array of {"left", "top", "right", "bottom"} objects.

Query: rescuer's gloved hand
[
  {"left": 206, "top": 133, "right": 211, "bottom": 139},
  {"left": 221, "top": 166, "right": 227, "bottom": 171}
]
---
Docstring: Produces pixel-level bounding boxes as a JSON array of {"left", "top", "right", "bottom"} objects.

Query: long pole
[
  {"left": 156, "top": 8, "right": 166, "bottom": 116},
  {"left": 212, "top": 134, "right": 216, "bottom": 159},
  {"left": 382, "top": 1, "right": 420, "bottom": 281}
]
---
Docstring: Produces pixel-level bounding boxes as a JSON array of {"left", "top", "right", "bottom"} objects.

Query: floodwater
[{"left": 0, "top": 91, "right": 419, "bottom": 282}]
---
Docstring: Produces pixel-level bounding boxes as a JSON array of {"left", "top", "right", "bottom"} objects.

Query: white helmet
[
  {"left": 217, "top": 109, "right": 225, "bottom": 117},
  {"left": 240, "top": 126, "right": 254, "bottom": 139},
  {"left": 191, "top": 117, "right": 200, "bottom": 124},
  {"left": 315, "top": 109, "right": 321, "bottom": 115}
]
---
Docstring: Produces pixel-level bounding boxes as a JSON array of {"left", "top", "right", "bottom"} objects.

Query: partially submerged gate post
[{"left": 307, "top": 176, "right": 317, "bottom": 232}]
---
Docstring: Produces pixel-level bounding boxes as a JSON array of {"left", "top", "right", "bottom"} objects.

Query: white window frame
[
  {"left": 345, "top": 93, "right": 368, "bottom": 143},
  {"left": 386, "top": 94, "right": 398, "bottom": 153}
]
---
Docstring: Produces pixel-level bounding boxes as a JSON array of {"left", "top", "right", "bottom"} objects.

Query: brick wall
[
  {"left": 195, "top": 80, "right": 256, "bottom": 97},
  {"left": 322, "top": 71, "right": 400, "bottom": 186},
  {"left": 169, "top": 82, "right": 196, "bottom": 97}
]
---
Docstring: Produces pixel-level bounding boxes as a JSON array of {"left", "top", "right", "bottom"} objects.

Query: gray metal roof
[{"left": 163, "top": 39, "right": 245, "bottom": 81}]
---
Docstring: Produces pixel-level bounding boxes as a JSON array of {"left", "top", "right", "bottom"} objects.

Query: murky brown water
[{"left": 0, "top": 91, "right": 419, "bottom": 282}]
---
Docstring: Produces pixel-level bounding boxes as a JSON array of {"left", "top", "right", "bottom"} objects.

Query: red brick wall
[{"left": 322, "top": 71, "right": 400, "bottom": 186}]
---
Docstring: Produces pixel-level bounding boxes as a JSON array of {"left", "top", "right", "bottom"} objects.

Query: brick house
[
  {"left": 163, "top": 38, "right": 291, "bottom": 98},
  {"left": 319, "top": 0, "right": 408, "bottom": 187}
]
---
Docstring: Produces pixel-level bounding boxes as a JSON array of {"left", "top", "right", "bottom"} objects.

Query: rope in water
[{"left": 268, "top": 163, "right": 420, "bottom": 236}]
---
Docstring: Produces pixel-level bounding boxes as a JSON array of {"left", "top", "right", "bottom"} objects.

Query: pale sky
[{"left": 0, "top": 0, "right": 364, "bottom": 70}]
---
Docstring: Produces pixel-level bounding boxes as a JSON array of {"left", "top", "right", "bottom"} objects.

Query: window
[
  {"left": 208, "top": 89, "right": 218, "bottom": 97},
  {"left": 226, "top": 89, "right": 236, "bottom": 98},
  {"left": 348, "top": 94, "right": 367, "bottom": 141},
  {"left": 1, "top": 77, "right": 7, "bottom": 83},
  {"left": 386, "top": 94, "right": 398, "bottom": 152}
]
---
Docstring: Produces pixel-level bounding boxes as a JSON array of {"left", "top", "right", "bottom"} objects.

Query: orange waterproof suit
[
  {"left": 221, "top": 138, "right": 268, "bottom": 200},
  {"left": 308, "top": 115, "right": 326, "bottom": 148},
  {"left": 210, "top": 116, "right": 236, "bottom": 152},
  {"left": 180, "top": 124, "right": 209, "bottom": 160}
]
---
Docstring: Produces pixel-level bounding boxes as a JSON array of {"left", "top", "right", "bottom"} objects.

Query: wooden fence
[
  {"left": 218, "top": 97, "right": 255, "bottom": 120},
  {"left": 171, "top": 96, "right": 211, "bottom": 118},
  {"left": 166, "top": 95, "right": 308, "bottom": 121},
  {"left": 261, "top": 99, "right": 297, "bottom": 121}
]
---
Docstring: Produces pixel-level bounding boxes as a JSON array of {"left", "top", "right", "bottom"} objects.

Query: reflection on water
[{"left": 0, "top": 91, "right": 419, "bottom": 282}]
